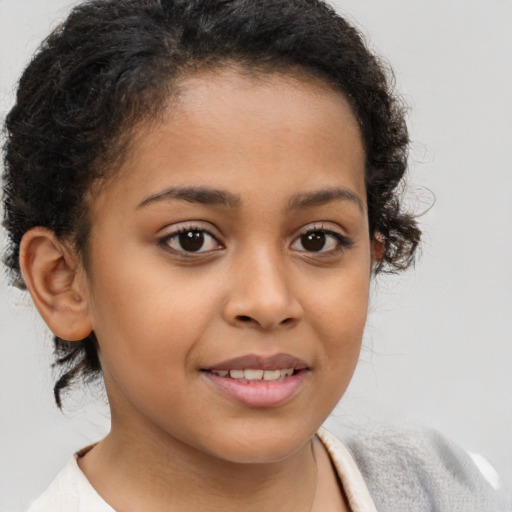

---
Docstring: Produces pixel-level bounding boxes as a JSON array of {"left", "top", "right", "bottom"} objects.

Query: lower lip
[{"left": 202, "top": 370, "right": 309, "bottom": 408}]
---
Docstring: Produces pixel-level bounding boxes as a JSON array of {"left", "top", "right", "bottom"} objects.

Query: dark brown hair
[{"left": 2, "top": 0, "right": 420, "bottom": 407}]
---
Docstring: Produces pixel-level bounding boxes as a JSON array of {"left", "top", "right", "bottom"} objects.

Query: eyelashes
[
  {"left": 160, "top": 225, "right": 222, "bottom": 254},
  {"left": 290, "top": 227, "right": 353, "bottom": 255},
  {"left": 158, "top": 222, "right": 353, "bottom": 258}
]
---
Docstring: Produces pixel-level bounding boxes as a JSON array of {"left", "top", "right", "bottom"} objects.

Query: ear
[
  {"left": 371, "top": 233, "right": 385, "bottom": 270},
  {"left": 19, "top": 227, "right": 93, "bottom": 341}
]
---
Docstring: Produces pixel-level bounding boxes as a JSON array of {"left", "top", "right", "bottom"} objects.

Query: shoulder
[
  {"left": 338, "top": 424, "right": 509, "bottom": 512},
  {"left": 26, "top": 455, "right": 114, "bottom": 512}
]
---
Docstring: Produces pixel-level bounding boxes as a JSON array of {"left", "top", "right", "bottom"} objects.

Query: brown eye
[
  {"left": 290, "top": 228, "right": 352, "bottom": 254},
  {"left": 163, "top": 228, "right": 222, "bottom": 254},
  {"left": 301, "top": 232, "right": 326, "bottom": 252},
  {"left": 179, "top": 230, "right": 205, "bottom": 252}
]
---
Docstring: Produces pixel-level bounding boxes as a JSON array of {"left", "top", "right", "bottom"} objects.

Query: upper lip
[{"left": 204, "top": 353, "right": 309, "bottom": 372}]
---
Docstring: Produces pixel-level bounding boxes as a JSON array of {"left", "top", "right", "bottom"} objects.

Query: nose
[{"left": 222, "top": 249, "right": 303, "bottom": 331}]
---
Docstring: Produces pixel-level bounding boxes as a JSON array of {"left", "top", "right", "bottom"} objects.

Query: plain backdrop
[{"left": 1, "top": 1, "right": 511, "bottom": 510}]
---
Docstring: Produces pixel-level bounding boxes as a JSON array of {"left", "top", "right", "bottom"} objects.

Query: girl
[{"left": 1, "top": 0, "right": 507, "bottom": 510}]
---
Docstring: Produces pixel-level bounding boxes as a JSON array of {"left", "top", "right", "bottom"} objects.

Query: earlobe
[
  {"left": 371, "top": 234, "right": 386, "bottom": 270},
  {"left": 19, "top": 227, "right": 93, "bottom": 341}
]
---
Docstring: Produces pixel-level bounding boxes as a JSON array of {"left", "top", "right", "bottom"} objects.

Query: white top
[{"left": 26, "top": 428, "right": 377, "bottom": 512}]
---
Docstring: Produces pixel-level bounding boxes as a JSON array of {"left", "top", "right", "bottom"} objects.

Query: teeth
[
  {"left": 263, "top": 370, "right": 282, "bottom": 381},
  {"left": 213, "top": 368, "right": 296, "bottom": 381},
  {"left": 211, "top": 368, "right": 296, "bottom": 380},
  {"left": 244, "top": 369, "right": 264, "bottom": 380}
]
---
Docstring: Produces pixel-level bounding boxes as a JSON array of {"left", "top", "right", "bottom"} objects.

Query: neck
[{"left": 78, "top": 420, "right": 318, "bottom": 512}]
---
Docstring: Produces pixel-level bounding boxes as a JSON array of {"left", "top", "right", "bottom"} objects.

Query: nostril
[{"left": 235, "top": 315, "right": 295, "bottom": 327}]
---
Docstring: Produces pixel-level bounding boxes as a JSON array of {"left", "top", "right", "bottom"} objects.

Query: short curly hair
[{"left": 2, "top": 0, "right": 421, "bottom": 407}]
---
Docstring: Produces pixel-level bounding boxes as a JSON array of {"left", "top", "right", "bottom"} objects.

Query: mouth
[
  {"left": 205, "top": 367, "right": 302, "bottom": 382},
  {"left": 201, "top": 353, "right": 310, "bottom": 407}
]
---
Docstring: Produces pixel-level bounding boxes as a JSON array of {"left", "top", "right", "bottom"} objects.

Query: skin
[{"left": 21, "top": 69, "right": 374, "bottom": 511}]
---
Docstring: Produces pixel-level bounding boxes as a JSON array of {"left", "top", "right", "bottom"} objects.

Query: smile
[
  {"left": 202, "top": 353, "right": 310, "bottom": 407},
  {"left": 210, "top": 368, "right": 295, "bottom": 381}
]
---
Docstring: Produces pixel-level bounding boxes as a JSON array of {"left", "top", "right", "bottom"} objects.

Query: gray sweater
[{"left": 343, "top": 425, "right": 510, "bottom": 512}]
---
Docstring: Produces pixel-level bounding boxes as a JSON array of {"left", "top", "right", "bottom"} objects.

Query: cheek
[
  {"left": 312, "top": 291, "right": 368, "bottom": 413},
  {"left": 86, "top": 252, "right": 225, "bottom": 369},
  {"left": 305, "top": 262, "right": 370, "bottom": 376}
]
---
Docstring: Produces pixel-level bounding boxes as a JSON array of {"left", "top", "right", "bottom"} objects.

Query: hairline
[{"left": 75, "top": 60, "right": 368, "bottom": 273}]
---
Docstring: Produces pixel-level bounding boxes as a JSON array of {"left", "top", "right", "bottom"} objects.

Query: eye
[
  {"left": 290, "top": 226, "right": 353, "bottom": 254},
  {"left": 160, "top": 227, "right": 223, "bottom": 254}
]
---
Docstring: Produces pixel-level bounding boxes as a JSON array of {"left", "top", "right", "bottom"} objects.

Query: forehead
[
  {"left": 174, "top": 67, "right": 364, "bottom": 165},
  {"left": 94, "top": 68, "right": 366, "bottom": 214}
]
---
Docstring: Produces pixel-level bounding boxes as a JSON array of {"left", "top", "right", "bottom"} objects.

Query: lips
[
  {"left": 204, "top": 353, "right": 309, "bottom": 372},
  {"left": 212, "top": 368, "right": 294, "bottom": 381},
  {"left": 202, "top": 353, "right": 310, "bottom": 407}
]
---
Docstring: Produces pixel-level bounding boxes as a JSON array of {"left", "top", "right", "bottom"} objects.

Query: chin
[{"left": 198, "top": 423, "right": 316, "bottom": 465}]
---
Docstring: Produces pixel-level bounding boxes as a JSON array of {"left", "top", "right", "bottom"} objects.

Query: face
[{"left": 82, "top": 69, "right": 371, "bottom": 464}]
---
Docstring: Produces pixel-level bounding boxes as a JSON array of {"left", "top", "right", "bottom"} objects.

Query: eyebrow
[
  {"left": 137, "top": 185, "right": 364, "bottom": 212},
  {"left": 287, "top": 187, "right": 364, "bottom": 213},
  {"left": 137, "top": 186, "right": 241, "bottom": 209}
]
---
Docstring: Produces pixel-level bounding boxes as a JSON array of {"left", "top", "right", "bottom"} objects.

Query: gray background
[{"left": 1, "top": 0, "right": 511, "bottom": 510}]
